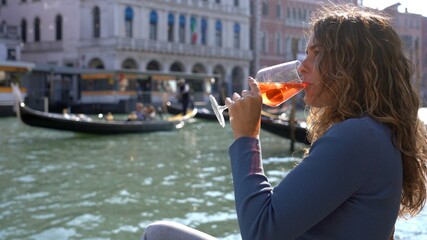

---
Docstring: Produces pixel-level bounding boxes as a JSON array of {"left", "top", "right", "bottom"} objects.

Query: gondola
[
  {"left": 166, "top": 102, "right": 229, "bottom": 120},
  {"left": 16, "top": 102, "right": 197, "bottom": 134},
  {"left": 260, "top": 118, "right": 309, "bottom": 145},
  {"left": 166, "top": 102, "right": 309, "bottom": 144}
]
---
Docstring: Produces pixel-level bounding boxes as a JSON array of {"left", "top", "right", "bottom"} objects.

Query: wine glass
[{"left": 209, "top": 60, "right": 307, "bottom": 127}]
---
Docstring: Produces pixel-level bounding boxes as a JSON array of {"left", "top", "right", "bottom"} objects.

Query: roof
[{"left": 0, "top": 60, "right": 35, "bottom": 72}]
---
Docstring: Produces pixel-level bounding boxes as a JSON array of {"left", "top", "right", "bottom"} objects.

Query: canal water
[{"left": 0, "top": 116, "right": 426, "bottom": 240}]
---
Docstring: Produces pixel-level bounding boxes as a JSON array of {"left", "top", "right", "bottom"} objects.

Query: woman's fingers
[
  {"left": 225, "top": 77, "right": 262, "bottom": 139},
  {"left": 248, "top": 77, "right": 260, "bottom": 95},
  {"left": 227, "top": 78, "right": 260, "bottom": 104},
  {"left": 241, "top": 90, "right": 251, "bottom": 98},
  {"left": 232, "top": 92, "right": 241, "bottom": 101}
]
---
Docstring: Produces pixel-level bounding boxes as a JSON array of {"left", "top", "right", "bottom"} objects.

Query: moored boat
[
  {"left": 260, "top": 118, "right": 309, "bottom": 145},
  {"left": 166, "top": 101, "right": 309, "bottom": 144},
  {"left": 0, "top": 60, "right": 34, "bottom": 116},
  {"left": 16, "top": 102, "right": 197, "bottom": 134}
]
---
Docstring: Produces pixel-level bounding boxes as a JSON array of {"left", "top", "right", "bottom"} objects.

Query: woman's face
[{"left": 298, "top": 36, "right": 332, "bottom": 108}]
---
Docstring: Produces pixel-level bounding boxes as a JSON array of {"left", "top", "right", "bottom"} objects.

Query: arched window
[
  {"left": 55, "top": 14, "right": 62, "bottom": 41},
  {"left": 147, "top": 60, "right": 160, "bottom": 71},
  {"left": 201, "top": 18, "right": 207, "bottom": 45},
  {"left": 122, "top": 58, "right": 138, "bottom": 69},
  {"left": 215, "top": 20, "right": 222, "bottom": 47},
  {"left": 232, "top": 67, "right": 244, "bottom": 94},
  {"left": 21, "top": 19, "right": 27, "bottom": 43},
  {"left": 167, "top": 13, "right": 174, "bottom": 42},
  {"left": 286, "top": 37, "right": 292, "bottom": 58},
  {"left": 262, "top": 2, "right": 269, "bottom": 16},
  {"left": 190, "top": 16, "right": 197, "bottom": 44},
  {"left": 212, "top": 65, "right": 226, "bottom": 98},
  {"left": 179, "top": 15, "right": 185, "bottom": 43},
  {"left": 275, "top": 32, "right": 282, "bottom": 55},
  {"left": 125, "top": 6, "right": 133, "bottom": 38},
  {"left": 233, "top": 23, "right": 240, "bottom": 48},
  {"left": 149, "top": 10, "right": 158, "bottom": 40},
  {"left": 88, "top": 58, "right": 105, "bottom": 69},
  {"left": 192, "top": 63, "right": 206, "bottom": 74},
  {"left": 34, "top": 17, "right": 40, "bottom": 42},
  {"left": 261, "top": 31, "right": 267, "bottom": 53},
  {"left": 93, "top": 6, "right": 100, "bottom": 38},
  {"left": 170, "top": 62, "right": 184, "bottom": 72}
]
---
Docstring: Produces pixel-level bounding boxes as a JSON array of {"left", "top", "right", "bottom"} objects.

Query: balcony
[
  {"left": 79, "top": 37, "right": 253, "bottom": 61},
  {"left": 0, "top": 25, "right": 20, "bottom": 40},
  {"left": 22, "top": 41, "right": 64, "bottom": 52},
  {"left": 161, "top": 0, "right": 249, "bottom": 16}
]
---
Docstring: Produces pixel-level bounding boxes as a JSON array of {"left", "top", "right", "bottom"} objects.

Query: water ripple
[
  {"left": 1, "top": 118, "right": 425, "bottom": 240},
  {"left": 15, "top": 192, "right": 50, "bottom": 201},
  {"left": 29, "top": 227, "right": 76, "bottom": 240}
]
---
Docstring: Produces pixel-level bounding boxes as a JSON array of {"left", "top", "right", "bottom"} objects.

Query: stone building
[
  {"left": 252, "top": 0, "right": 426, "bottom": 104},
  {"left": 1, "top": 0, "right": 426, "bottom": 105},
  {"left": 251, "top": 0, "right": 359, "bottom": 73},
  {"left": 0, "top": 0, "right": 253, "bottom": 97},
  {"left": 383, "top": 3, "right": 427, "bottom": 104}
]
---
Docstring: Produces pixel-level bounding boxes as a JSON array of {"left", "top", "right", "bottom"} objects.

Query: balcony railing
[
  {"left": 161, "top": 0, "right": 249, "bottom": 15},
  {"left": 79, "top": 37, "right": 253, "bottom": 61},
  {"left": 22, "top": 41, "right": 64, "bottom": 52}
]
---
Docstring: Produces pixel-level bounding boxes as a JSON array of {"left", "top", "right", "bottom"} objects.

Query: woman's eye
[{"left": 312, "top": 49, "right": 320, "bottom": 56}]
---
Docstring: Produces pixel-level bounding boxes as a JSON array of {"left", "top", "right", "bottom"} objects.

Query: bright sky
[{"left": 362, "top": 0, "right": 427, "bottom": 17}]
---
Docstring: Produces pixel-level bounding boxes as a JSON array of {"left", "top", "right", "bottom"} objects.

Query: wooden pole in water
[
  {"left": 290, "top": 99, "right": 296, "bottom": 152},
  {"left": 290, "top": 38, "right": 299, "bottom": 152}
]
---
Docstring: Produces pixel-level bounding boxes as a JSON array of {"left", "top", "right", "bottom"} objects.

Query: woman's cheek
[
  {"left": 304, "top": 85, "right": 323, "bottom": 107},
  {"left": 303, "top": 89, "right": 314, "bottom": 106}
]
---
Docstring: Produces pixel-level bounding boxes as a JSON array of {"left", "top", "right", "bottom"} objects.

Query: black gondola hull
[
  {"left": 260, "top": 119, "right": 309, "bottom": 145},
  {"left": 17, "top": 102, "right": 193, "bottom": 134},
  {"left": 166, "top": 102, "right": 309, "bottom": 144}
]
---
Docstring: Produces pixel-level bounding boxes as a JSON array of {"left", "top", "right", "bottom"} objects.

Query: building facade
[
  {"left": 1, "top": 0, "right": 426, "bottom": 105},
  {"left": 383, "top": 4, "right": 427, "bottom": 104},
  {"left": 0, "top": 22, "right": 21, "bottom": 61},
  {"left": 0, "top": 0, "right": 253, "bottom": 98},
  {"left": 252, "top": 0, "right": 359, "bottom": 73},
  {"left": 252, "top": 0, "right": 426, "bottom": 104}
]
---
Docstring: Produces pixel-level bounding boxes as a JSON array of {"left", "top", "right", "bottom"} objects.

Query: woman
[
  {"left": 140, "top": 4, "right": 427, "bottom": 240},
  {"left": 226, "top": 4, "right": 427, "bottom": 239}
]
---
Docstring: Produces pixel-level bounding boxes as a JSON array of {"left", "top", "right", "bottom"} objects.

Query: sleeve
[
  {"left": 228, "top": 120, "right": 379, "bottom": 240},
  {"left": 184, "top": 84, "right": 190, "bottom": 93}
]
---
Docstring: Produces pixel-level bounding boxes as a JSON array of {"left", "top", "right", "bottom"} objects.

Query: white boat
[
  {"left": 0, "top": 60, "right": 34, "bottom": 116},
  {"left": 419, "top": 108, "right": 427, "bottom": 126}
]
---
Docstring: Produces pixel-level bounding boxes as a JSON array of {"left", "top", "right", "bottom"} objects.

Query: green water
[{"left": 0, "top": 117, "right": 426, "bottom": 240}]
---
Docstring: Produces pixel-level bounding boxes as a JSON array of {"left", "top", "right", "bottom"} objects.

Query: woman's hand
[{"left": 225, "top": 77, "right": 262, "bottom": 139}]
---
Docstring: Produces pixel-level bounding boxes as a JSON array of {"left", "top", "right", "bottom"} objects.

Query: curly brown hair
[{"left": 305, "top": 4, "right": 427, "bottom": 217}]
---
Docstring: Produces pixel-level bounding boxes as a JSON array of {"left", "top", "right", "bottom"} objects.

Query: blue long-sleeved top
[{"left": 229, "top": 116, "right": 402, "bottom": 240}]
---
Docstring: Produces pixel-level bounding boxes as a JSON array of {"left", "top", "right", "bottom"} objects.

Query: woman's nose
[{"left": 297, "top": 60, "right": 307, "bottom": 75}]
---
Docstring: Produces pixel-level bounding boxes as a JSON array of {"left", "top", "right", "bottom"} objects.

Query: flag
[{"left": 191, "top": 17, "right": 197, "bottom": 44}]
